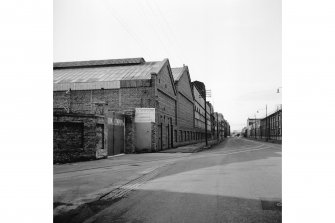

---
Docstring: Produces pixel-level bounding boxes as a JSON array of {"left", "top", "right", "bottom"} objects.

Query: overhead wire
[
  {"left": 150, "top": 0, "right": 190, "bottom": 65},
  {"left": 103, "top": 0, "right": 156, "bottom": 57},
  {"left": 137, "top": 0, "right": 178, "bottom": 63},
  {"left": 144, "top": 0, "right": 185, "bottom": 66}
]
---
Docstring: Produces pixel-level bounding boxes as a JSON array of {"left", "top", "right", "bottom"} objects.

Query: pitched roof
[
  {"left": 171, "top": 67, "right": 185, "bottom": 82},
  {"left": 53, "top": 58, "right": 165, "bottom": 91},
  {"left": 53, "top": 58, "right": 145, "bottom": 69}
]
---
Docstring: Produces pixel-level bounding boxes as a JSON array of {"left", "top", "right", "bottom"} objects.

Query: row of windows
[
  {"left": 174, "top": 130, "right": 208, "bottom": 143},
  {"left": 194, "top": 105, "right": 211, "bottom": 117}
]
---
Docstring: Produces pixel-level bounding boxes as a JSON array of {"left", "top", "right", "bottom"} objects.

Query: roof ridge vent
[{"left": 53, "top": 58, "right": 146, "bottom": 69}]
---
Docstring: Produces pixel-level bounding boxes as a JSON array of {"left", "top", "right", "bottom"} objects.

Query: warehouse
[
  {"left": 53, "top": 57, "right": 177, "bottom": 162},
  {"left": 172, "top": 66, "right": 197, "bottom": 146}
]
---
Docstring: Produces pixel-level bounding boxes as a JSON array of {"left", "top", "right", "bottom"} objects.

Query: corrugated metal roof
[
  {"left": 53, "top": 60, "right": 164, "bottom": 91},
  {"left": 53, "top": 58, "right": 145, "bottom": 69},
  {"left": 171, "top": 67, "right": 185, "bottom": 81}
]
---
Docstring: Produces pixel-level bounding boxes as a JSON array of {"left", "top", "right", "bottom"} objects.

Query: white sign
[
  {"left": 135, "top": 108, "right": 155, "bottom": 123},
  {"left": 108, "top": 118, "right": 124, "bottom": 126}
]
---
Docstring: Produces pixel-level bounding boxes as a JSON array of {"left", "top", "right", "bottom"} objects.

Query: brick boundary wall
[
  {"left": 124, "top": 110, "right": 136, "bottom": 153},
  {"left": 53, "top": 113, "right": 106, "bottom": 163}
]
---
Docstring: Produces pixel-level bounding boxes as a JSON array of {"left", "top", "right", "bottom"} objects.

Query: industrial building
[{"left": 53, "top": 57, "right": 230, "bottom": 163}]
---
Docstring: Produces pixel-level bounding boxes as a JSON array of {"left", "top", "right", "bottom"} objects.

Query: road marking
[
  {"left": 219, "top": 146, "right": 275, "bottom": 156},
  {"left": 107, "top": 154, "right": 125, "bottom": 158},
  {"left": 192, "top": 145, "right": 280, "bottom": 160}
]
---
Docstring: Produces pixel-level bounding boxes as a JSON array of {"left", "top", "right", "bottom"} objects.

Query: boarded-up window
[{"left": 54, "top": 122, "right": 84, "bottom": 151}]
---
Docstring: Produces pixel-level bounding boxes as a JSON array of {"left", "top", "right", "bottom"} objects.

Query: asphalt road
[{"left": 85, "top": 137, "right": 282, "bottom": 223}]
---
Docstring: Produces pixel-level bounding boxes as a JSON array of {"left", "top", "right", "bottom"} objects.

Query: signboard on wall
[
  {"left": 135, "top": 108, "right": 155, "bottom": 123},
  {"left": 108, "top": 118, "right": 124, "bottom": 126}
]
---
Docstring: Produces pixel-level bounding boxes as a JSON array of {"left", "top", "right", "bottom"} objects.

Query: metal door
[{"left": 107, "top": 112, "right": 125, "bottom": 156}]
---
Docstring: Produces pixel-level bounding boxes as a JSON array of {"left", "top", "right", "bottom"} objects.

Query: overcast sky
[{"left": 54, "top": 0, "right": 282, "bottom": 131}]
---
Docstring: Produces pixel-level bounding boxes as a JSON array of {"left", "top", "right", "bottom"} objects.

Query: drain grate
[{"left": 261, "top": 200, "right": 282, "bottom": 211}]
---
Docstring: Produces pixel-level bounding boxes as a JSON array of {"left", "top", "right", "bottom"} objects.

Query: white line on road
[
  {"left": 193, "top": 145, "right": 281, "bottom": 160},
  {"left": 219, "top": 146, "right": 279, "bottom": 156}
]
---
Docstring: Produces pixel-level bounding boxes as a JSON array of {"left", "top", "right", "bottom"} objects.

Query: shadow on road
[
  {"left": 151, "top": 141, "right": 281, "bottom": 182},
  {"left": 76, "top": 190, "right": 282, "bottom": 223},
  {"left": 54, "top": 138, "right": 282, "bottom": 223}
]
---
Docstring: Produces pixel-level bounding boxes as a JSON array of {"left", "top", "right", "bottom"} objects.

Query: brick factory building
[
  {"left": 214, "top": 112, "right": 225, "bottom": 141},
  {"left": 171, "top": 66, "right": 197, "bottom": 146},
  {"left": 53, "top": 57, "right": 231, "bottom": 163},
  {"left": 54, "top": 58, "right": 179, "bottom": 162},
  {"left": 191, "top": 82, "right": 206, "bottom": 141}
]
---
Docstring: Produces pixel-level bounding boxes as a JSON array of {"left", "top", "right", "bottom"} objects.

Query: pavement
[
  {"left": 54, "top": 137, "right": 282, "bottom": 223},
  {"left": 159, "top": 139, "right": 219, "bottom": 153},
  {"left": 53, "top": 139, "right": 221, "bottom": 221}
]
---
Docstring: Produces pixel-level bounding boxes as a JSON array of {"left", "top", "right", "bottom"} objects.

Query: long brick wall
[
  {"left": 155, "top": 63, "right": 177, "bottom": 150},
  {"left": 54, "top": 86, "right": 155, "bottom": 115},
  {"left": 53, "top": 59, "right": 224, "bottom": 160}
]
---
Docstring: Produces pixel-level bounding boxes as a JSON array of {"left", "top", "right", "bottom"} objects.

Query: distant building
[
  {"left": 247, "top": 118, "right": 261, "bottom": 127},
  {"left": 244, "top": 105, "right": 282, "bottom": 143},
  {"left": 260, "top": 106, "right": 282, "bottom": 141},
  {"left": 207, "top": 102, "right": 214, "bottom": 139},
  {"left": 223, "top": 119, "right": 231, "bottom": 137},
  {"left": 192, "top": 82, "right": 206, "bottom": 140}
]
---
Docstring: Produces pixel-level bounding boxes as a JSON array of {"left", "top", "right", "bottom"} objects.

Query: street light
[
  {"left": 254, "top": 110, "right": 259, "bottom": 140},
  {"left": 277, "top": 87, "right": 282, "bottom": 94}
]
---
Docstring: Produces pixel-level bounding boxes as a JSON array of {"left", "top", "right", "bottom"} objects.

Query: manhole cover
[{"left": 261, "top": 200, "right": 282, "bottom": 211}]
